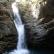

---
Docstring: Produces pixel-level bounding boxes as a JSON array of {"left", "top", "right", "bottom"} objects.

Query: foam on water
[{"left": 9, "top": 49, "right": 29, "bottom": 54}]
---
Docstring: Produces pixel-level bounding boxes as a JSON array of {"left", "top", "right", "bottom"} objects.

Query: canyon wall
[
  {"left": 0, "top": 0, "right": 54, "bottom": 53},
  {"left": 0, "top": 0, "right": 17, "bottom": 53},
  {"left": 18, "top": 0, "right": 54, "bottom": 49}
]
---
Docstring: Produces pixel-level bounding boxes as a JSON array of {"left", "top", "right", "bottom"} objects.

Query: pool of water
[{"left": 29, "top": 49, "right": 54, "bottom": 54}]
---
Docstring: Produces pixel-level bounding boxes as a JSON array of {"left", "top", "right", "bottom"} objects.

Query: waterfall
[
  {"left": 12, "top": 2, "right": 25, "bottom": 49},
  {"left": 8, "top": 1, "right": 29, "bottom": 54}
]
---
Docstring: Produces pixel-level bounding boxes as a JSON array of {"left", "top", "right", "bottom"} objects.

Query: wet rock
[
  {"left": 18, "top": 0, "right": 54, "bottom": 49},
  {"left": 0, "top": 2, "right": 17, "bottom": 53}
]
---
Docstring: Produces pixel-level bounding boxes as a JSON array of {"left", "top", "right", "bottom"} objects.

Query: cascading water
[{"left": 8, "top": 1, "right": 29, "bottom": 54}]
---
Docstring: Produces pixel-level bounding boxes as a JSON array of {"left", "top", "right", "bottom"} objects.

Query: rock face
[
  {"left": 0, "top": 2, "right": 17, "bottom": 53},
  {"left": 18, "top": 0, "right": 54, "bottom": 49},
  {"left": 0, "top": 0, "right": 54, "bottom": 53}
]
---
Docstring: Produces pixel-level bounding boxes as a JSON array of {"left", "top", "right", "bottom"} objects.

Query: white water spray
[{"left": 8, "top": 0, "right": 29, "bottom": 54}]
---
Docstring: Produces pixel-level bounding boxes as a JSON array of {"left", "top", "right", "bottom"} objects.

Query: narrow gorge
[{"left": 0, "top": 0, "right": 54, "bottom": 54}]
